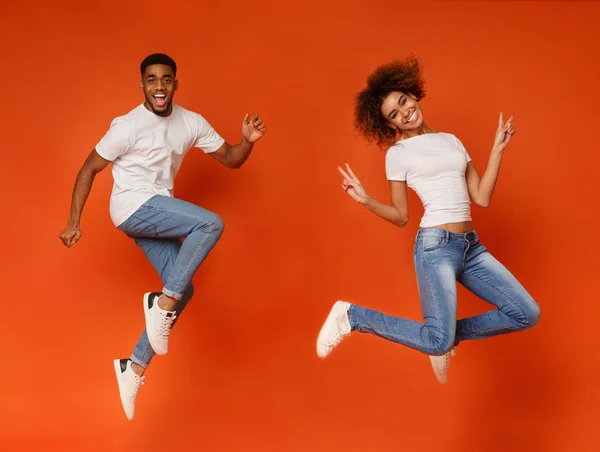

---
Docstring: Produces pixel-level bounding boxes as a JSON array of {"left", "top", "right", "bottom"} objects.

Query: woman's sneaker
[
  {"left": 316, "top": 301, "right": 352, "bottom": 358},
  {"left": 429, "top": 348, "right": 456, "bottom": 384}
]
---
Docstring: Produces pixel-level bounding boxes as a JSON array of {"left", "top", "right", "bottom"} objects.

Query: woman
[{"left": 316, "top": 56, "right": 540, "bottom": 383}]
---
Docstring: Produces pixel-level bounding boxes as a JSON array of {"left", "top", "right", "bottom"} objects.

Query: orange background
[{"left": 1, "top": 1, "right": 599, "bottom": 451}]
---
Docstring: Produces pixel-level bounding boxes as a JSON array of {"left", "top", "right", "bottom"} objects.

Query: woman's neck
[{"left": 399, "top": 123, "right": 435, "bottom": 139}]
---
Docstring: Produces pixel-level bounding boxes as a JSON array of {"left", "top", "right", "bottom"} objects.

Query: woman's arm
[
  {"left": 465, "top": 112, "right": 515, "bottom": 207},
  {"left": 338, "top": 164, "right": 408, "bottom": 228}
]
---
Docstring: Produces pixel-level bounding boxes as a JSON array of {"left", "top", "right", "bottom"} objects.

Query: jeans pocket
[
  {"left": 119, "top": 214, "right": 158, "bottom": 238},
  {"left": 422, "top": 236, "right": 446, "bottom": 252}
]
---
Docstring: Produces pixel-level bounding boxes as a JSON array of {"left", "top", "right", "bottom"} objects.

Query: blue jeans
[
  {"left": 117, "top": 195, "right": 224, "bottom": 368},
  {"left": 349, "top": 229, "right": 540, "bottom": 355}
]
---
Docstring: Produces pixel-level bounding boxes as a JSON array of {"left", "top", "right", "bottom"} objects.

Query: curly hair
[{"left": 354, "top": 56, "right": 426, "bottom": 147}]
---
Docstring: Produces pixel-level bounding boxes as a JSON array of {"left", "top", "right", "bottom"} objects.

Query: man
[{"left": 59, "top": 53, "right": 266, "bottom": 420}]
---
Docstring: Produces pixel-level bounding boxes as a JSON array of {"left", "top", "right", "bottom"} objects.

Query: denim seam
[
  {"left": 420, "top": 250, "right": 441, "bottom": 328},
  {"left": 164, "top": 240, "right": 180, "bottom": 296},
  {"left": 170, "top": 231, "right": 210, "bottom": 297},
  {"left": 457, "top": 272, "right": 527, "bottom": 341}
]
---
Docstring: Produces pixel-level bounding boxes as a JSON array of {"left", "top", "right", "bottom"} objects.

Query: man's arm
[
  {"left": 58, "top": 150, "right": 111, "bottom": 247},
  {"left": 210, "top": 114, "right": 266, "bottom": 168}
]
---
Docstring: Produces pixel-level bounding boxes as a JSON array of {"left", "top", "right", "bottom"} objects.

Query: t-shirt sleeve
[
  {"left": 193, "top": 113, "right": 225, "bottom": 153},
  {"left": 454, "top": 135, "right": 472, "bottom": 163},
  {"left": 95, "top": 117, "right": 133, "bottom": 162},
  {"left": 385, "top": 145, "right": 408, "bottom": 181}
]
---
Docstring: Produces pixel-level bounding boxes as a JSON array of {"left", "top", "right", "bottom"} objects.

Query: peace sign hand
[
  {"left": 493, "top": 112, "right": 516, "bottom": 152},
  {"left": 338, "top": 163, "right": 368, "bottom": 204}
]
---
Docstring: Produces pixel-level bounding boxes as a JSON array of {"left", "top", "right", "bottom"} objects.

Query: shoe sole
[
  {"left": 143, "top": 293, "right": 167, "bottom": 355},
  {"left": 113, "top": 359, "right": 134, "bottom": 420}
]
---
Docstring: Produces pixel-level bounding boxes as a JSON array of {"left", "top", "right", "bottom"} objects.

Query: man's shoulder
[
  {"left": 172, "top": 104, "right": 204, "bottom": 120},
  {"left": 109, "top": 104, "right": 145, "bottom": 127}
]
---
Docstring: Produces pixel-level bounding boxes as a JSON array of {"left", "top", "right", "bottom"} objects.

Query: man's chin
[
  {"left": 146, "top": 101, "right": 172, "bottom": 116},
  {"left": 153, "top": 107, "right": 170, "bottom": 116}
]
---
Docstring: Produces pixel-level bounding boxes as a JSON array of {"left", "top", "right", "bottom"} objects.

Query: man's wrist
[{"left": 241, "top": 136, "right": 255, "bottom": 147}]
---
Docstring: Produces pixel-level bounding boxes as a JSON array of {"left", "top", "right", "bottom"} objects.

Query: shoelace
[
  {"left": 442, "top": 349, "right": 456, "bottom": 373},
  {"left": 132, "top": 375, "right": 145, "bottom": 401},
  {"left": 160, "top": 312, "right": 177, "bottom": 337},
  {"left": 326, "top": 328, "right": 347, "bottom": 348}
]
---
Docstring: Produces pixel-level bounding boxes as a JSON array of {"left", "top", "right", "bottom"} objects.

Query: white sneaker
[
  {"left": 429, "top": 348, "right": 456, "bottom": 384},
  {"left": 316, "top": 301, "right": 352, "bottom": 358},
  {"left": 113, "top": 359, "right": 145, "bottom": 420},
  {"left": 143, "top": 292, "right": 176, "bottom": 355}
]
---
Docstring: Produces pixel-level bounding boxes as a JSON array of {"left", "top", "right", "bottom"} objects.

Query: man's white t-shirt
[
  {"left": 95, "top": 104, "right": 225, "bottom": 227},
  {"left": 385, "top": 132, "right": 472, "bottom": 228}
]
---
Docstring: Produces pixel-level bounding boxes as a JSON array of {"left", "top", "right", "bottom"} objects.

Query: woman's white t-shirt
[
  {"left": 95, "top": 104, "right": 225, "bottom": 227},
  {"left": 385, "top": 132, "right": 472, "bottom": 228}
]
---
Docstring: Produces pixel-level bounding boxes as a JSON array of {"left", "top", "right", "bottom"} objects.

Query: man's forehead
[{"left": 144, "top": 64, "right": 175, "bottom": 77}]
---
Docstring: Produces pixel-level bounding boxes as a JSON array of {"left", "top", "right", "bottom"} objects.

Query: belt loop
[{"left": 445, "top": 230, "right": 450, "bottom": 243}]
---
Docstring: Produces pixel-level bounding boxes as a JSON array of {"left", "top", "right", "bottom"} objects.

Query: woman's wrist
[{"left": 359, "top": 194, "right": 371, "bottom": 206}]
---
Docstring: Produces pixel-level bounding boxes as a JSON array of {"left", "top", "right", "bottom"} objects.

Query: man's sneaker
[
  {"left": 316, "top": 301, "right": 352, "bottom": 358},
  {"left": 143, "top": 292, "right": 176, "bottom": 355},
  {"left": 113, "top": 359, "right": 145, "bottom": 420},
  {"left": 429, "top": 348, "right": 456, "bottom": 384}
]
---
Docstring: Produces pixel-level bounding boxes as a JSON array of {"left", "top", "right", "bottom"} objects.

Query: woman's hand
[
  {"left": 493, "top": 112, "right": 516, "bottom": 153},
  {"left": 338, "top": 163, "right": 368, "bottom": 204}
]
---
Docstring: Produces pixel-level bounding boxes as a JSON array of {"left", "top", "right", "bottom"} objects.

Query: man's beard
[{"left": 145, "top": 95, "right": 172, "bottom": 117}]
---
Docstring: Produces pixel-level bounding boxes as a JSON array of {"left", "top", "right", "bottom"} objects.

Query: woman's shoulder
[
  {"left": 386, "top": 141, "right": 407, "bottom": 158},
  {"left": 391, "top": 131, "right": 455, "bottom": 148}
]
